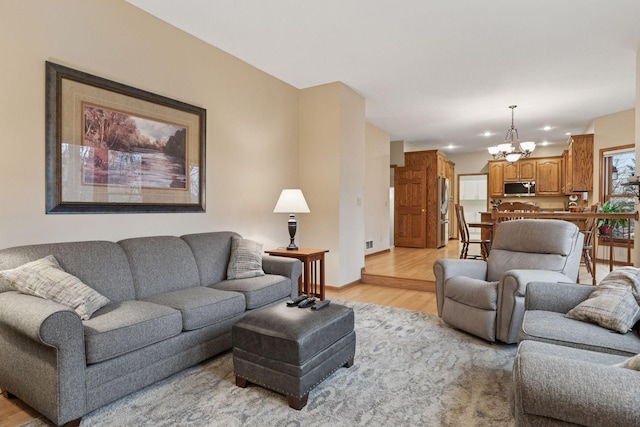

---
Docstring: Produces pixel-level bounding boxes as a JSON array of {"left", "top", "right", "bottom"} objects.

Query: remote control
[
  {"left": 286, "top": 294, "right": 309, "bottom": 307},
  {"left": 297, "top": 297, "right": 316, "bottom": 308},
  {"left": 311, "top": 299, "right": 330, "bottom": 310}
]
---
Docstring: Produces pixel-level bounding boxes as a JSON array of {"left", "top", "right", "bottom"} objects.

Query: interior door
[{"left": 394, "top": 166, "right": 427, "bottom": 247}]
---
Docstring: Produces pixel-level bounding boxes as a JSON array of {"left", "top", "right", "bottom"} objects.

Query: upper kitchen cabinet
[
  {"left": 565, "top": 134, "right": 593, "bottom": 193},
  {"left": 488, "top": 160, "right": 505, "bottom": 198},
  {"left": 503, "top": 158, "right": 536, "bottom": 182},
  {"left": 536, "top": 157, "right": 563, "bottom": 196}
]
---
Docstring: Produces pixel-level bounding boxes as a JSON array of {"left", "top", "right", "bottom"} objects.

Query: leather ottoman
[{"left": 232, "top": 302, "right": 356, "bottom": 409}]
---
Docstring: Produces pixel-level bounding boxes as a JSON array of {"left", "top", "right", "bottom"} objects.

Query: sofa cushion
[
  {"left": 566, "top": 282, "right": 640, "bottom": 333},
  {"left": 83, "top": 300, "right": 182, "bottom": 364},
  {"left": 520, "top": 310, "right": 640, "bottom": 356},
  {"left": 227, "top": 236, "right": 265, "bottom": 280},
  {"left": 118, "top": 236, "right": 201, "bottom": 299},
  {"left": 0, "top": 240, "right": 136, "bottom": 302},
  {"left": 144, "top": 286, "right": 246, "bottom": 331},
  {"left": 181, "top": 231, "right": 239, "bottom": 286},
  {"left": 0, "top": 255, "right": 110, "bottom": 320},
  {"left": 212, "top": 274, "right": 291, "bottom": 309}
]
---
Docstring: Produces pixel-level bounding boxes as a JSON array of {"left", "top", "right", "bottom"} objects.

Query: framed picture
[{"left": 45, "top": 61, "right": 206, "bottom": 213}]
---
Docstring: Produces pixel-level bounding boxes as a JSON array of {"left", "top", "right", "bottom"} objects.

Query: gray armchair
[{"left": 433, "top": 219, "right": 583, "bottom": 343}]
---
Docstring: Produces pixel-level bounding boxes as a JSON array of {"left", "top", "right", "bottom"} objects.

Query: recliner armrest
[
  {"left": 524, "top": 281, "right": 594, "bottom": 313},
  {"left": 433, "top": 259, "right": 487, "bottom": 316}
]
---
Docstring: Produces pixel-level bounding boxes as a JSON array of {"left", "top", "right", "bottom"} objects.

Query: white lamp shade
[
  {"left": 497, "top": 143, "right": 514, "bottom": 153},
  {"left": 487, "top": 146, "right": 500, "bottom": 155},
  {"left": 505, "top": 152, "right": 521, "bottom": 162},
  {"left": 520, "top": 141, "right": 536, "bottom": 152},
  {"left": 273, "top": 189, "right": 310, "bottom": 213}
]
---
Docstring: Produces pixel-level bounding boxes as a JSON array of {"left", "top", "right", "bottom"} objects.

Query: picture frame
[{"left": 45, "top": 61, "right": 206, "bottom": 213}]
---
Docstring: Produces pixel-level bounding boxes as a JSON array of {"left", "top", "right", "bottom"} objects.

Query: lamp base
[{"left": 286, "top": 213, "right": 298, "bottom": 251}]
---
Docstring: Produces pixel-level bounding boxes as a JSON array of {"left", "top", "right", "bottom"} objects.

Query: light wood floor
[{"left": 0, "top": 238, "right": 608, "bottom": 426}]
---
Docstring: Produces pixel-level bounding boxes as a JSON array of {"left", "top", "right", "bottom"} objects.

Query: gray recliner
[{"left": 433, "top": 219, "right": 584, "bottom": 343}]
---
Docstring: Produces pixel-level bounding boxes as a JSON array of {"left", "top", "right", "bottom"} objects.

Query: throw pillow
[
  {"left": 227, "top": 236, "right": 265, "bottom": 280},
  {"left": 614, "top": 353, "right": 640, "bottom": 371},
  {"left": 566, "top": 282, "right": 640, "bottom": 333},
  {"left": 0, "top": 255, "right": 110, "bottom": 320},
  {"left": 598, "top": 266, "right": 640, "bottom": 306}
]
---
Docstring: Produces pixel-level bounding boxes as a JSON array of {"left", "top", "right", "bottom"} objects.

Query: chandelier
[{"left": 487, "top": 105, "right": 536, "bottom": 162}]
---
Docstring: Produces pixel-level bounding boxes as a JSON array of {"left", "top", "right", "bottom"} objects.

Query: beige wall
[
  {"left": 0, "top": 0, "right": 300, "bottom": 249},
  {"left": 365, "top": 123, "right": 391, "bottom": 255},
  {"left": 299, "top": 83, "right": 366, "bottom": 286},
  {"left": 590, "top": 109, "right": 636, "bottom": 202}
]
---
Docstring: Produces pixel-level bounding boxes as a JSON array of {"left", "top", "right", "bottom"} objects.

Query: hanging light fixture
[{"left": 487, "top": 105, "right": 536, "bottom": 162}]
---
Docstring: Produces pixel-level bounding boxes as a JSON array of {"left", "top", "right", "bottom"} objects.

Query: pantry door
[{"left": 394, "top": 166, "right": 427, "bottom": 247}]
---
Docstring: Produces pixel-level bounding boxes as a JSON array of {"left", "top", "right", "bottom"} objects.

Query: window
[{"left": 601, "top": 145, "right": 635, "bottom": 240}]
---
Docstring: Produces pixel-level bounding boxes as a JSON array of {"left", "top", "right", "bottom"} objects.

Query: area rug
[{"left": 20, "top": 300, "right": 517, "bottom": 427}]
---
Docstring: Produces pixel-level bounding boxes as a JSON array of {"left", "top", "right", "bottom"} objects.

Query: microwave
[{"left": 504, "top": 181, "right": 535, "bottom": 197}]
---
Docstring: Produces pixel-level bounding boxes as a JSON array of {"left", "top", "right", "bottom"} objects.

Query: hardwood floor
[{"left": 0, "top": 238, "right": 608, "bottom": 426}]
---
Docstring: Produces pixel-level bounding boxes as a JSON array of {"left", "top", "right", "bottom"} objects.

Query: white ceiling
[{"left": 127, "top": 0, "right": 640, "bottom": 154}]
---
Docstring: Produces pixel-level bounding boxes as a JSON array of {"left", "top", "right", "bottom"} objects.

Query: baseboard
[{"left": 326, "top": 280, "right": 360, "bottom": 293}]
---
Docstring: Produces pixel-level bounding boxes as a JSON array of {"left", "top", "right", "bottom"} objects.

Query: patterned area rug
[{"left": 21, "top": 300, "right": 517, "bottom": 427}]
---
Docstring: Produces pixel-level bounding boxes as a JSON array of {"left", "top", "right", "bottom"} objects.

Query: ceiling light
[
  {"left": 487, "top": 105, "right": 536, "bottom": 162},
  {"left": 543, "top": 125, "right": 552, "bottom": 131},
  {"left": 483, "top": 131, "right": 492, "bottom": 137}
]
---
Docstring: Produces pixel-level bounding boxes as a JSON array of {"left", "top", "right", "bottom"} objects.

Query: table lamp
[{"left": 273, "top": 189, "right": 310, "bottom": 250}]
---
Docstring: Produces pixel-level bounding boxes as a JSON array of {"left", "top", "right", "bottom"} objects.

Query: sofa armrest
[
  {"left": 433, "top": 259, "right": 487, "bottom": 317},
  {"left": 524, "top": 281, "right": 594, "bottom": 312},
  {"left": 0, "top": 291, "right": 86, "bottom": 425},
  {"left": 496, "top": 270, "right": 575, "bottom": 344},
  {"left": 512, "top": 351, "right": 640, "bottom": 426},
  {"left": 261, "top": 256, "right": 302, "bottom": 296}
]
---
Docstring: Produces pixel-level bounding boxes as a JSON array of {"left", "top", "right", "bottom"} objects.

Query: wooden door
[{"left": 394, "top": 166, "right": 427, "bottom": 247}]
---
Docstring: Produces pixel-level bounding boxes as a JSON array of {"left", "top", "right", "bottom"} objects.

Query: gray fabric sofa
[
  {"left": 0, "top": 231, "right": 302, "bottom": 426},
  {"left": 511, "top": 281, "right": 640, "bottom": 426}
]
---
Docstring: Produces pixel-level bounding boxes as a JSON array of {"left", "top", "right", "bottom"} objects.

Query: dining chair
[
  {"left": 495, "top": 201, "right": 540, "bottom": 222},
  {"left": 455, "top": 204, "right": 490, "bottom": 260}
]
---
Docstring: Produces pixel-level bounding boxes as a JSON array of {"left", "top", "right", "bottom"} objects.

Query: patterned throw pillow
[
  {"left": 566, "top": 282, "right": 640, "bottom": 333},
  {"left": 0, "top": 255, "right": 110, "bottom": 320},
  {"left": 226, "top": 236, "right": 265, "bottom": 280},
  {"left": 614, "top": 353, "right": 640, "bottom": 370}
]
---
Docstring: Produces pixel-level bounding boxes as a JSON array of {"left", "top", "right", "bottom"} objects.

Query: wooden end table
[{"left": 265, "top": 248, "right": 329, "bottom": 300}]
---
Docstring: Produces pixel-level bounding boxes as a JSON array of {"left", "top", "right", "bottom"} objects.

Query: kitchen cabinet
[
  {"left": 488, "top": 161, "right": 504, "bottom": 198},
  {"left": 503, "top": 159, "right": 536, "bottom": 182},
  {"left": 536, "top": 157, "right": 563, "bottom": 196},
  {"left": 565, "top": 134, "right": 593, "bottom": 193}
]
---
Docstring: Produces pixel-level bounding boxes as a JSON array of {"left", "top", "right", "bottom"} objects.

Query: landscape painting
[
  {"left": 45, "top": 61, "right": 206, "bottom": 214},
  {"left": 82, "top": 104, "right": 187, "bottom": 190}
]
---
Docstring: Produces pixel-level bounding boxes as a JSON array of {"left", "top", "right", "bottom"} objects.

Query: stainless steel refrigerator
[{"left": 436, "top": 176, "right": 450, "bottom": 248}]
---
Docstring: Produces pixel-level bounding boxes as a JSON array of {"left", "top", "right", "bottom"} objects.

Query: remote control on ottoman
[{"left": 232, "top": 302, "right": 355, "bottom": 409}]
